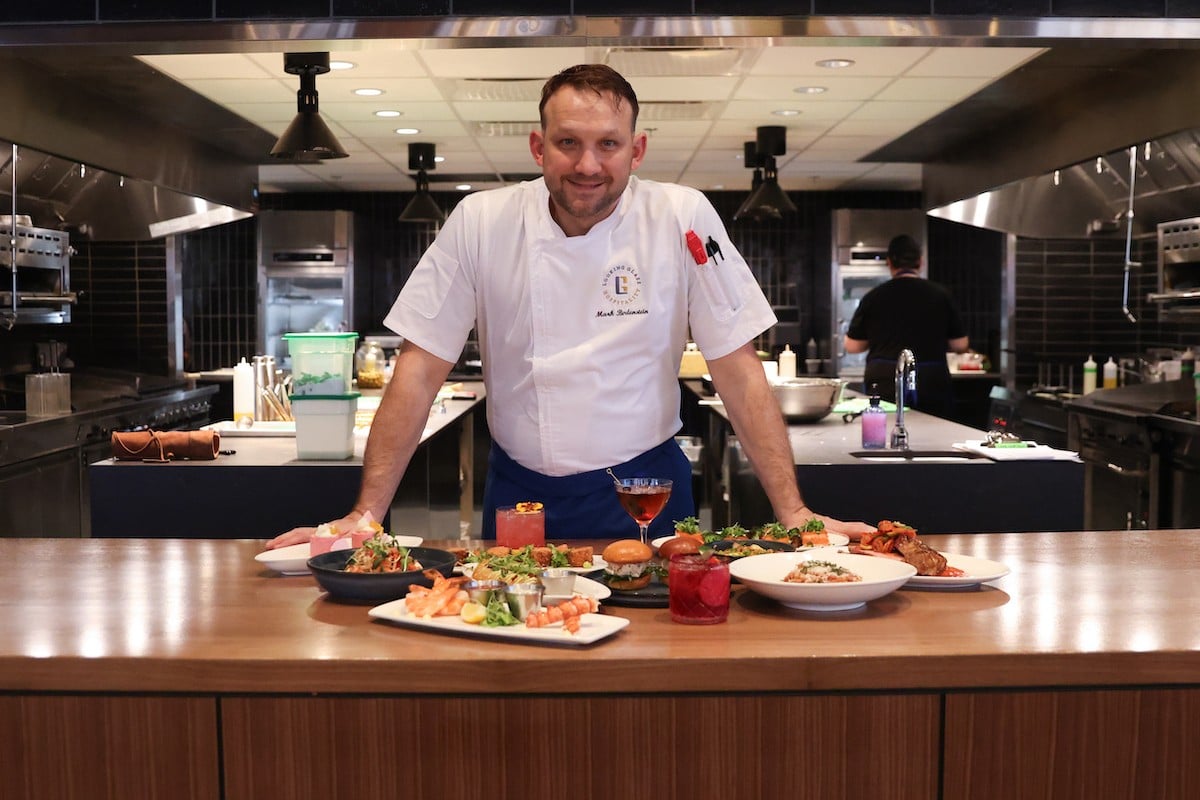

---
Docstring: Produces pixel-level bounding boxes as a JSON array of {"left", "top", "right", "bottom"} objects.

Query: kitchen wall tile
[
  {"left": 573, "top": 0, "right": 694, "bottom": 13},
  {"left": 334, "top": 0, "right": 452, "bottom": 14},
  {"left": 214, "top": 0, "right": 331, "bottom": 18},
  {"left": 932, "top": 1, "right": 1049, "bottom": 13},
  {"left": 1049, "top": 0, "right": 1166, "bottom": 16},
  {"left": 812, "top": 0, "right": 932, "bottom": 13},
  {"left": 450, "top": 0, "right": 569, "bottom": 14},
  {"left": 1166, "top": 0, "right": 1200, "bottom": 16},
  {"left": 99, "top": 1, "right": 210, "bottom": 21},
  {"left": 0, "top": 2, "right": 95, "bottom": 22}
]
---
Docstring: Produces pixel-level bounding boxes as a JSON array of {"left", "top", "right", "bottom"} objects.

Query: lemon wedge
[{"left": 459, "top": 601, "right": 486, "bottom": 625}]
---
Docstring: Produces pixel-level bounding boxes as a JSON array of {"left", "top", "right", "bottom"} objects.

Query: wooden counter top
[{"left": 2, "top": 531, "right": 1196, "bottom": 695}]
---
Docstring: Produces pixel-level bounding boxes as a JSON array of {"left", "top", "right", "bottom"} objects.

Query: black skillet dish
[{"left": 307, "top": 546, "right": 457, "bottom": 604}]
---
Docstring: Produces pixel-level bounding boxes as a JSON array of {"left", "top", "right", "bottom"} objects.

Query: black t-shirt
[
  {"left": 846, "top": 276, "right": 966, "bottom": 364},
  {"left": 847, "top": 276, "right": 966, "bottom": 414}
]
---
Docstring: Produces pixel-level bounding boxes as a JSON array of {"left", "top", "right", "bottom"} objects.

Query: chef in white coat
[{"left": 269, "top": 64, "right": 872, "bottom": 545}]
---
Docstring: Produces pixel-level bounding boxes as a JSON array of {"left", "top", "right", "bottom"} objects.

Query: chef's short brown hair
[{"left": 540, "top": 64, "right": 640, "bottom": 131}]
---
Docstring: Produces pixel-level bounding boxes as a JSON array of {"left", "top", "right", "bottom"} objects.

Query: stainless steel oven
[{"left": 1069, "top": 410, "right": 1160, "bottom": 530}]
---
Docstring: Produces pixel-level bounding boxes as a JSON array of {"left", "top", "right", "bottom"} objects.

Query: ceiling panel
[{"left": 137, "top": 42, "right": 1047, "bottom": 192}]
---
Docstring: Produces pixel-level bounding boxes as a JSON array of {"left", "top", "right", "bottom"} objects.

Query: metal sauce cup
[
  {"left": 540, "top": 568, "right": 575, "bottom": 598},
  {"left": 462, "top": 580, "right": 507, "bottom": 607},
  {"left": 504, "top": 583, "right": 544, "bottom": 621}
]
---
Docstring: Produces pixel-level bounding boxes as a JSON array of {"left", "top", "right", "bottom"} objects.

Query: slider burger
[{"left": 601, "top": 539, "right": 654, "bottom": 590}]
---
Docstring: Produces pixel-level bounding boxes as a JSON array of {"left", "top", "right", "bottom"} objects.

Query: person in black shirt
[{"left": 844, "top": 234, "right": 969, "bottom": 417}]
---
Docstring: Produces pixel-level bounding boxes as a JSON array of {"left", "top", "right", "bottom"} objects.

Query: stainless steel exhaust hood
[
  {"left": 0, "top": 52, "right": 263, "bottom": 240},
  {"left": 877, "top": 48, "right": 1200, "bottom": 241}
]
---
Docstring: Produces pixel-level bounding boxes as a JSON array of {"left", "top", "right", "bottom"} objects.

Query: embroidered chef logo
[{"left": 600, "top": 264, "right": 642, "bottom": 308}]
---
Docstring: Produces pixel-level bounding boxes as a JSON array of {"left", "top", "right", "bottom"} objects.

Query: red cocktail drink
[
  {"left": 495, "top": 502, "right": 546, "bottom": 548},
  {"left": 614, "top": 478, "right": 672, "bottom": 544},
  {"left": 668, "top": 553, "right": 730, "bottom": 624}
]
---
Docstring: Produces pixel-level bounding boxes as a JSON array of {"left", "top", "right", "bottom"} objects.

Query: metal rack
[
  {"left": 0, "top": 219, "right": 75, "bottom": 325},
  {"left": 1, "top": 143, "right": 75, "bottom": 327}
]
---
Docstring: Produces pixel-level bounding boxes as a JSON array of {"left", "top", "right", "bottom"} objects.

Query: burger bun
[
  {"left": 602, "top": 539, "right": 653, "bottom": 565},
  {"left": 657, "top": 536, "right": 701, "bottom": 560}
]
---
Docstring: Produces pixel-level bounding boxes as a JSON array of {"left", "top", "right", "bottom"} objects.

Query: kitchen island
[
  {"left": 682, "top": 380, "right": 1084, "bottom": 532},
  {"left": 1, "top": 532, "right": 1195, "bottom": 800},
  {"left": 88, "top": 382, "right": 485, "bottom": 538}
]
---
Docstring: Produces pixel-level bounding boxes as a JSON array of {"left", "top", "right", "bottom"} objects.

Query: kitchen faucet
[{"left": 891, "top": 349, "right": 916, "bottom": 450}]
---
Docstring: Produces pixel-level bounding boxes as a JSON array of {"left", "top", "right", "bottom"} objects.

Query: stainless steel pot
[{"left": 771, "top": 378, "right": 843, "bottom": 422}]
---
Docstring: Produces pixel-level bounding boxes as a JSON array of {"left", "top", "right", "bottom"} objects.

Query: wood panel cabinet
[{"left": 0, "top": 696, "right": 219, "bottom": 800}]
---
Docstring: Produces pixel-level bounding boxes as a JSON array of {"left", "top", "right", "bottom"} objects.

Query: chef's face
[{"left": 530, "top": 86, "right": 647, "bottom": 237}]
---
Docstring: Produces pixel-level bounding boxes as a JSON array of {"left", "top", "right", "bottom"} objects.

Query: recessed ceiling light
[
  {"left": 455, "top": 184, "right": 472, "bottom": 191},
  {"left": 329, "top": 61, "right": 355, "bottom": 71},
  {"left": 816, "top": 58, "right": 855, "bottom": 69},
  {"left": 793, "top": 86, "right": 828, "bottom": 95},
  {"left": 354, "top": 88, "right": 384, "bottom": 97},
  {"left": 394, "top": 127, "right": 420, "bottom": 135},
  {"left": 375, "top": 110, "right": 402, "bottom": 118},
  {"left": 772, "top": 109, "right": 801, "bottom": 117}
]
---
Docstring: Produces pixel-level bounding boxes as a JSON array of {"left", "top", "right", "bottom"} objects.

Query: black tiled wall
[
  {"left": 181, "top": 220, "right": 258, "bottom": 373},
  {"left": 1013, "top": 236, "right": 1199, "bottom": 391},
  {"left": 70, "top": 240, "right": 171, "bottom": 374}
]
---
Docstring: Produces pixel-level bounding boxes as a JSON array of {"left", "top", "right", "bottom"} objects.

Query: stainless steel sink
[{"left": 849, "top": 449, "right": 983, "bottom": 462}]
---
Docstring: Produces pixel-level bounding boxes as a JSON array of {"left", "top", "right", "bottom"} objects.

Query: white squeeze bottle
[
  {"left": 778, "top": 344, "right": 797, "bottom": 379},
  {"left": 233, "top": 357, "right": 255, "bottom": 424},
  {"left": 1082, "top": 355, "right": 1097, "bottom": 395},
  {"left": 1102, "top": 357, "right": 1118, "bottom": 389}
]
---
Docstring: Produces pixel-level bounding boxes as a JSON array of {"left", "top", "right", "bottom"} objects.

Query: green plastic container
[{"left": 284, "top": 332, "right": 358, "bottom": 396}]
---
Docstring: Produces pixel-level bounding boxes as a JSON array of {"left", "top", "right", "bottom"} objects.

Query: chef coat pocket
[
  {"left": 398, "top": 251, "right": 462, "bottom": 320},
  {"left": 695, "top": 263, "right": 743, "bottom": 322}
]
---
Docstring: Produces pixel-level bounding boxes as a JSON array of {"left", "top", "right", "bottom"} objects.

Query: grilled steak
[{"left": 894, "top": 536, "right": 947, "bottom": 576}]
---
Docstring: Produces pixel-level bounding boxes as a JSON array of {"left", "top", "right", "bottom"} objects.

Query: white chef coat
[{"left": 384, "top": 176, "right": 776, "bottom": 476}]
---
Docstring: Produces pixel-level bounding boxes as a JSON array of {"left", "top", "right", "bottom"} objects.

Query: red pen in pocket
[{"left": 685, "top": 230, "right": 708, "bottom": 265}]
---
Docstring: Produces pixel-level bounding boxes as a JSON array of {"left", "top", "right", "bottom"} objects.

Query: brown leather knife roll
[{"left": 111, "top": 430, "right": 221, "bottom": 461}]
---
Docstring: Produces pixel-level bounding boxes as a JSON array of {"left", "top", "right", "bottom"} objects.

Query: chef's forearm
[
  {"left": 707, "top": 346, "right": 808, "bottom": 526},
  {"left": 353, "top": 343, "right": 454, "bottom": 520}
]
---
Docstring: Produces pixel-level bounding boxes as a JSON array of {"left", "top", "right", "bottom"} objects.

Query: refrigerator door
[
  {"left": 257, "top": 210, "right": 354, "bottom": 366},
  {"left": 835, "top": 264, "right": 891, "bottom": 378},
  {"left": 260, "top": 267, "right": 350, "bottom": 366}
]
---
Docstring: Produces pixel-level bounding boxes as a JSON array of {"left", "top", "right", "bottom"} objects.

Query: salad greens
[{"left": 481, "top": 595, "right": 519, "bottom": 627}]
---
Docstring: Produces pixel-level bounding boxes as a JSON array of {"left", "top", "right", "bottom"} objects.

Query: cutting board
[{"left": 952, "top": 441, "right": 1080, "bottom": 461}]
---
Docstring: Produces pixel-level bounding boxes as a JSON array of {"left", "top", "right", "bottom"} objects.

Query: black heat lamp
[
  {"left": 733, "top": 125, "right": 797, "bottom": 221},
  {"left": 399, "top": 142, "right": 445, "bottom": 223},
  {"left": 269, "top": 52, "right": 349, "bottom": 161}
]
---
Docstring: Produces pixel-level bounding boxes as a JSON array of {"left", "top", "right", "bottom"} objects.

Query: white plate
[
  {"left": 544, "top": 575, "right": 612, "bottom": 605},
  {"left": 651, "top": 533, "right": 850, "bottom": 551},
  {"left": 904, "top": 553, "right": 1010, "bottom": 589},
  {"left": 254, "top": 535, "right": 424, "bottom": 575},
  {"left": 368, "top": 598, "right": 629, "bottom": 646},
  {"left": 729, "top": 551, "right": 916, "bottom": 612},
  {"left": 457, "top": 554, "right": 606, "bottom": 577}
]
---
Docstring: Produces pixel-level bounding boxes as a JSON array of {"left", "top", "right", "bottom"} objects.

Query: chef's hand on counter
[
  {"left": 265, "top": 511, "right": 367, "bottom": 549},
  {"left": 800, "top": 511, "right": 875, "bottom": 541}
]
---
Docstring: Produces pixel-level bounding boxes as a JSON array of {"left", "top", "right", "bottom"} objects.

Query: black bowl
[
  {"left": 711, "top": 538, "right": 794, "bottom": 558},
  {"left": 307, "top": 546, "right": 457, "bottom": 604}
]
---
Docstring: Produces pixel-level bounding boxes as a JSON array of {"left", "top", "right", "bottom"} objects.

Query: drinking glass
[
  {"left": 668, "top": 552, "right": 730, "bottom": 624},
  {"left": 495, "top": 504, "right": 546, "bottom": 548},
  {"left": 615, "top": 478, "right": 672, "bottom": 545}
]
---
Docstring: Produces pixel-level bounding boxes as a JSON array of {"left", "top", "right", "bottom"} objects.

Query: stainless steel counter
[
  {"left": 88, "top": 383, "right": 485, "bottom": 539},
  {"left": 681, "top": 380, "right": 1084, "bottom": 534}
]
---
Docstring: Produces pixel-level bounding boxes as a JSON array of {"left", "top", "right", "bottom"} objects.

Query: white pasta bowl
[{"left": 729, "top": 551, "right": 916, "bottom": 612}]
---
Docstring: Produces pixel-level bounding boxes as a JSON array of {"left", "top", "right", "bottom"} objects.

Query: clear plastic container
[
  {"left": 284, "top": 332, "right": 358, "bottom": 396},
  {"left": 290, "top": 392, "right": 360, "bottom": 459},
  {"left": 355, "top": 341, "right": 386, "bottom": 389}
]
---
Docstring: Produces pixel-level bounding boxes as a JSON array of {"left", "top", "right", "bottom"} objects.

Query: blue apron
[{"left": 482, "top": 438, "right": 695, "bottom": 540}]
